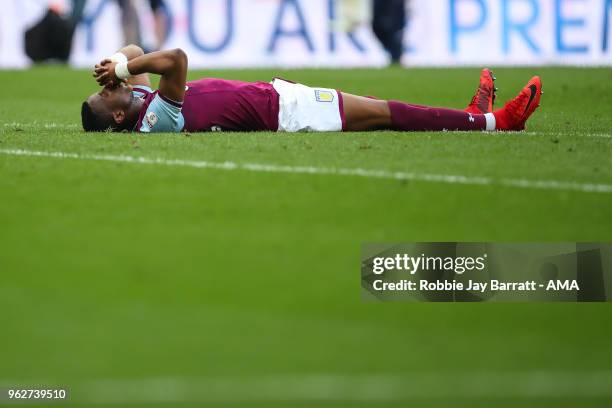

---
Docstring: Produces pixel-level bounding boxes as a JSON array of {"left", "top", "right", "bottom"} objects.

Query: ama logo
[{"left": 546, "top": 280, "right": 580, "bottom": 291}]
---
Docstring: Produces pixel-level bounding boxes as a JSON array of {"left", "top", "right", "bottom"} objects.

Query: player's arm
[
  {"left": 109, "top": 44, "right": 151, "bottom": 88},
  {"left": 95, "top": 49, "right": 188, "bottom": 103}
]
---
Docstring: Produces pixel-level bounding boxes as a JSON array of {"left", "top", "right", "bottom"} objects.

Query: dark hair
[{"left": 81, "top": 101, "right": 113, "bottom": 132}]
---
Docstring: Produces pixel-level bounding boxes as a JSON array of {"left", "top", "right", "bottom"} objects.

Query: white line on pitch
[
  {"left": 2, "top": 122, "right": 79, "bottom": 130},
  {"left": 2, "top": 371, "right": 612, "bottom": 403},
  {"left": 1, "top": 148, "right": 611, "bottom": 194},
  {"left": 523, "top": 131, "right": 612, "bottom": 139}
]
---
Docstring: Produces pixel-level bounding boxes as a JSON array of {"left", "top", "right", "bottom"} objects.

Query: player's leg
[
  {"left": 355, "top": 68, "right": 496, "bottom": 115},
  {"left": 148, "top": 0, "right": 168, "bottom": 51},
  {"left": 117, "top": 0, "right": 141, "bottom": 46},
  {"left": 342, "top": 69, "right": 496, "bottom": 131},
  {"left": 343, "top": 68, "right": 496, "bottom": 131},
  {"left": 342, "top": 75, "right": 541, "bottom": 132},
  {"left": 342, "top": 92, "right": 493, "bottom": 132},
  {"left": 372, "top": 0, "right": 405, "bottom": 65},
  {"left": 341, "top": 93, "right": 392, "bottom": 131}
]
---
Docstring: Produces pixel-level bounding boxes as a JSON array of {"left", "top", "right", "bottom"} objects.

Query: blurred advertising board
[{"left": 1, "top": 0, "right": 611, "bottom": 68}]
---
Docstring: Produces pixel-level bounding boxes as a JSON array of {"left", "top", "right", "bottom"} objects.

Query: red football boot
[
  {"left": 493, "top": 76, "right": 542, "bottom": 131},
  {"left": 465, "top": 68, "right": 496, "bottom": 114}
]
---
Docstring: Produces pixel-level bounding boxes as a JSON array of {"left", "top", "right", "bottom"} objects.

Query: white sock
[{"left": 484, "top": 113, "right": 496, "bottom": 131}]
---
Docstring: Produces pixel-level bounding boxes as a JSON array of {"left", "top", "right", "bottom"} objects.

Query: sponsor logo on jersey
[
  {"left": 315, "top": 89, "right": 334, "bottom": 103},
  {"left": 145, "top": 111, "right": 158, "bottom": 128}
]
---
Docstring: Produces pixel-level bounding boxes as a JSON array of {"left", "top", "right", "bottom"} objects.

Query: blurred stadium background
[
  {"left": 1, "top": 1, "right": 611, "bottom": 407},
  {"left": 3, "top": 0, "right": 611, "bottom": 68}
]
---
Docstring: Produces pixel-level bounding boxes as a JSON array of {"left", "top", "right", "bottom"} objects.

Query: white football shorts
[{"left": 272, "top": 78, "right": 345, "bottom": 132}]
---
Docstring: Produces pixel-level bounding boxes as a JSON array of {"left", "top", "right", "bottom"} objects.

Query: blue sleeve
[
  {"left": 139, "top": 94, "right": 185, "bottom": 133},
  {"left": 132, "top": 85, "right": 152, "bottom": 99}
]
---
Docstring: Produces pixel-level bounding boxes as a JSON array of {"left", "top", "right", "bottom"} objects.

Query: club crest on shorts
[
  {"left": 314, "top": 89, "right": 334, "bottom": 103},
  {"left": 145, "top": 111, "right": 158, "bottom": 128}
]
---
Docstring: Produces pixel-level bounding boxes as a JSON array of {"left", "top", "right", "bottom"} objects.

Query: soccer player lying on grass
[{"left": 83, "top": 45, "right": 542, "bottom": 134}]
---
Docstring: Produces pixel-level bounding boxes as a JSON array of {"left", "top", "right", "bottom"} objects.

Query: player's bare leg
[{"left": 342, "top": 93, "right": 392, "bottom": 131}]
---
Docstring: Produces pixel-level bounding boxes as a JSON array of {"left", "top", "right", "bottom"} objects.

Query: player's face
[{"left": 87, "top": 83, "right": 133, "bottom": 119}]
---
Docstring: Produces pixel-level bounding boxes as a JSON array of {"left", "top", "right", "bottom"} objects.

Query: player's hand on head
[{"left": 93, "top": 59, "right": 121, "bottom": 87}]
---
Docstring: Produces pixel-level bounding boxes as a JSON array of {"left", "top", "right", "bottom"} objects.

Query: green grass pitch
[{"left": 0, "top": 66, "right": 611, "bottom": 407}]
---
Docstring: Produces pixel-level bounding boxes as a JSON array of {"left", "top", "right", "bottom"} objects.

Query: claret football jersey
[{"left": 133, "top": 78, "right": 280, "bottom": 133}]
